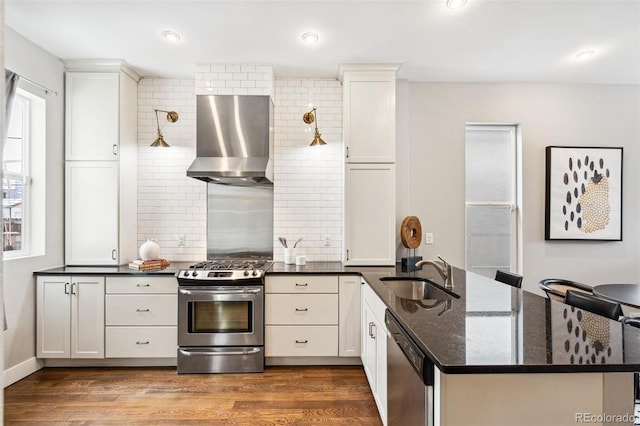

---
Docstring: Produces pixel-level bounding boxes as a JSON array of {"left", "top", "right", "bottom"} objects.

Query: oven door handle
[
  {"left": 179, "top": 288, "right": 261, "bottom": 295},
  {"left": 179, "top": 348, "right": 261, "bottom": 357}
]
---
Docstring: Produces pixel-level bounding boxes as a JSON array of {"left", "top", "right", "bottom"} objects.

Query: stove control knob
[
  {"left": 243, "top": 270, "right": 250, "bottom": 277},
  {"left": 184, "top": 271, "right": 191, "bottom": 277},
  {"left": 192, "top": 271, "right": 198, "bottom": 277},
  {"left": 252, "top": 269, "right": 258, "bottom": 277}
]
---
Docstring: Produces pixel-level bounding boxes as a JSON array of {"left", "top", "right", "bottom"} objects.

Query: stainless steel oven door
[{"left": 178, "top": 285, "right": 264, "bottom": 347}]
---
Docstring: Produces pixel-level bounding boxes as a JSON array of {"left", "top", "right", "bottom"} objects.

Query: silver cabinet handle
[
  {"left": 136, "top": 283, "right": 150, "bottom": 287},
  {"left": 136, "top": 341, "right": 149, "bottom": 345},
  {"left": 71, "top": 283, "right": 77, "bottom": 295},
  {"left": 111, "top": 249, "right": 117, "bottom": 260},
  {"left": 64, "top": 282, "right": 70, "bottom": 295},
  {"left": 369, "top": 321, "right": 376, "bottom": 339},
  {"left": 346, "top": 146, "right": 350, "bottom": 158},
  {"left": 295, "top": 340, "right": 308, "bottom": 344},
  {"left": 295, "top": 283, "right": 308, "bottom": 287},
  {"left": 295, "top": 308, "right": 308, "bottom": 312},
  {"left": 112, "top": 144, "right": 118, "bottom": 156},
  {"left": 371, "top": 323, "right": 376, "bottom": 339},
  {"left": 136, "top": 308, "right": 150, "bottom": 312},
  {"left": 346, "top": 249, "right": 350, "bottom": 261}
]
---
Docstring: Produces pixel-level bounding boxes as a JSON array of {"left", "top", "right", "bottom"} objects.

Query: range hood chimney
[{"left": 188, "top": 95, "right": 274, "bottom": 184}]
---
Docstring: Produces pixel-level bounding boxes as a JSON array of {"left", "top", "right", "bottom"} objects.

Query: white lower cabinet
[
  {"left": 361, "top": 283, "right": 388, "bottom": 424},
  {"left": 36, "top": 275, "right": 105, "bottom": 359},
  {"left": 105, "top": 276, "right": 178, "bottom": 358},
  {"left": 339, "top": 275, "right": 362, "bottom": 357},
  {"left": 265, "top": 274, "right": 361, "bottom": 360},
  {"left": 265, "top": 326, "right": 338, "bottom": 357},
  {"left": 265, "top": 275, "right": 339, "bottom": 357}
]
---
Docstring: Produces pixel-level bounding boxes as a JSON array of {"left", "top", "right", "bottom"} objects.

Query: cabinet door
[
  {"left": 65, "top": 162, "right": 119, "bottom": 265},
  {"left": 339, "top": 276, "right": 362, "bottom": 357},
  {"left": 374, "top": 313, "right": 388, "bottom": 423},
  {"left": 345, "top": 163, "right": 396, "bottom": 265},
  {"left": 36, "top": 276, "right": 71, "bottom": 358},
  {"left": 343, "top": 70, "right": 396, "bottom": 163},
  {"left": 361, "top": 301, "right": 378, "bottom": 388},
  {"left": 65, "top": 72, "right": 119, "bottom": 160},
  {"left": 70, "top": 276, "right": 105, "bottom": 358}
]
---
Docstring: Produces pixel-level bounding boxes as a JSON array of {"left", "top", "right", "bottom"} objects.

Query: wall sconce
[
  {"left": 152, "top": 109, "right": 179, "bottom": 147},
  {"left": 302, "top": 107, "right": 326, "bottom": 146}
]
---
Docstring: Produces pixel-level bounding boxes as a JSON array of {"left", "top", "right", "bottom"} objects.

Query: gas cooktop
[{"left": 177, "top": 259, "right": 272, "bottom": 282}]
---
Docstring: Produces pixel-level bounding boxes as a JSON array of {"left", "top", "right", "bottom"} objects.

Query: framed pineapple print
[{"left": 545, "top": 146, "right": 623, "bottom": 241}]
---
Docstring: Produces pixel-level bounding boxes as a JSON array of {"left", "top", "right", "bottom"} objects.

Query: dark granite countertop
[
  {"left": 359, "top": 266, "right": 640, "bottom": 374},
  {"left": 32, "top": 263, "right": 193, "bottom": 276},
  {"left": 35, "top": 261, "right": 640, "bottom": 374}
]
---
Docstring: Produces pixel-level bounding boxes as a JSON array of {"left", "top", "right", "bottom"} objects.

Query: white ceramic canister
[{"left": 284, "top": 248, "right": 296, "bottom": 264}]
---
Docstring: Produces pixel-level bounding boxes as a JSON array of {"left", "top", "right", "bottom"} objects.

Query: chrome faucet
[{"left": 415, "top": 255, "right": 453, "bottom": 289}]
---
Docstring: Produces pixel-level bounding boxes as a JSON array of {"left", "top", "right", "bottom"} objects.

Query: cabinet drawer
[
  {"left": 265, "top": 275, "right": 338, "bottom": 293},
  {"left": 265, "top": 326, "right": 338, "bottom": 357},
  {"left": 265, "top": 294, "right": 338, "bottom": 325},
  {"left": 106, "top": 276, "right": 177, "bottom": 294},
  {"left": 105, "top": 326, "right": 177, "bottom": 358},
  {"left": 105, "top": 295, "right": 177, "bottom": 326}
]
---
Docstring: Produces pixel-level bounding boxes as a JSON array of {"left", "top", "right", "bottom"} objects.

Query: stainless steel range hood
[{"left": 188, "top": 95, "right": 274, "bottom": 184}]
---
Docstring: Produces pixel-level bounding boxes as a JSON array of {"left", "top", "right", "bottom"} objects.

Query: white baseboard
[{"left": 4, "top": 357, "right": 44, "bottom": 387}]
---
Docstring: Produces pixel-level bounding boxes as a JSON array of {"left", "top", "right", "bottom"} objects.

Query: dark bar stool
[
  {"left": 539, "top": 278, "right": 593, "bottom": 302},
  {"left": 621, "top": 318, "right": 640, "bottom": 404},
  {"left": 564, "top": 290, "right": 623, "bottom": 320},
  {"left": 495, "top": 270, "right": 523, "bottom": 289}
]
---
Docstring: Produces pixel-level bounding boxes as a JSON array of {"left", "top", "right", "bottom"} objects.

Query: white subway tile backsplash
[{"left": 139, "top": 70, "right": 342, "bottom": 263}]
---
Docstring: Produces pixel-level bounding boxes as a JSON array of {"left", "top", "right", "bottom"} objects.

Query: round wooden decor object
[{"left": 401, "top": 216, "right": 422, "bottom": 249}]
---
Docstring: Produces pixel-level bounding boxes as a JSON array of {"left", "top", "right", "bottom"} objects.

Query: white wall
[
  {"left": 402, "top": 83, "right": 640, "bottom": 294},
  {"left": 3, "top": 27, "right": 65, "bottom": 382}
]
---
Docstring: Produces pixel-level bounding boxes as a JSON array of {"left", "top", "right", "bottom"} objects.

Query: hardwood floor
[{"left": 4, "top": 366, "right": 382, "bottom": 425}]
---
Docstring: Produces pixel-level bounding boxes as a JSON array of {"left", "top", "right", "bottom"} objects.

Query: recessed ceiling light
[
  {"left": 446, "top": 0, "right": 468, "bottom": 9},
  {"left": 301, "top": 32, "right": 319, "bottom": 44},
  {"left": 162, "top": 30, "right": 181, "bottom": 43},
  {"left": 575, "top": 49, "right": 596, "bottom": 61}
]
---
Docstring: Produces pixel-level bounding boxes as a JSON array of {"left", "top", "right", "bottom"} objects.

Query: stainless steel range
[{"left": 177, "top": 259, "right": 272, "bottom": 374}]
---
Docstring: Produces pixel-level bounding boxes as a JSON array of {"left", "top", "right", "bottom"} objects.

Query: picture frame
[{"left": 545, "top": 146, "right": 623, "bottom": 241}]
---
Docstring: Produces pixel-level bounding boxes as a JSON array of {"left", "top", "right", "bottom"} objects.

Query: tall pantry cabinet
[
  {"left": 64, "top": 61, "right": 139, "bottom": 265},
  {"left": 341, "top": 64, "right": 399, "bottom": 266}
]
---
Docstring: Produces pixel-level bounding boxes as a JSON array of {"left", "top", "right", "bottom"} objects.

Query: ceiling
[{"left": 5, "top": 0, "right": 640, "bottom": 84}]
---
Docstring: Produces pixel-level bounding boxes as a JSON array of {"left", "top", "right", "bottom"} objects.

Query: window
[
  {"left": 464, "top": 124, "right": 523, "bottom": 364},
  {"left": 3, "top": 87, "right": 46, "bottom": 258},
  {"left": 464, "top": 124, "right": 520, "bottom": 278}
]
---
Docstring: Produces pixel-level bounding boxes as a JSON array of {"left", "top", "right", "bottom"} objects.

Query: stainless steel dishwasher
[{"left": 385, "top": 310, "right": 434, "bottom": 426}]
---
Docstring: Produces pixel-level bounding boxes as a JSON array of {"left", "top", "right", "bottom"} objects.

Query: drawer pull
[
  {"left": 136, "top": 308, "right": 150, "bottom": 312},
  {"left": 136, "top": 283, "right": 150, "bottom": 287},
  {"left": 295, "top": 308, "right": 308, "bottom": 312},
  {"left": 136, "top": 341, "right": 150, "bottom": 345},
  {"left": 295, "top": 340, "right": 308, "bottom": 344},
  {"left": 295, "top": 283, "right": 308, "bottom": 287}
]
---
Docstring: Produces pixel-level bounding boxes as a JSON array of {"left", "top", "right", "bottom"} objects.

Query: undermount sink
[{"left": 380, "top": 277, "right": 459, "bottom": 301}]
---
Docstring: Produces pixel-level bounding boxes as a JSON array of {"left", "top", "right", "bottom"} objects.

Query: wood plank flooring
[{"left": 4, "top": 366, "right": 382, "bottom": 425}]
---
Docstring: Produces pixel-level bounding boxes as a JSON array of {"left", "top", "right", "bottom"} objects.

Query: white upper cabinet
[
  {"left": 344, "top": 163, "right": 396, "bottom": 266},
  {"left": 341, "top": 64, "right": 400, "bottom": 163},
  {"left": 63, "top": 61, "right": 139, "bottom": 265},
  {"left": 65, "top": 72, "right": 120, "bottom": 160},
  {"left": 65, "top": 161, "right": 119, "bottom": 265}
]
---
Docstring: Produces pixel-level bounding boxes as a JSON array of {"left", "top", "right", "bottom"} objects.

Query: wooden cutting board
[{"left": 400, "top": 216, "right": 422, "bottom": 249}]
